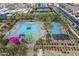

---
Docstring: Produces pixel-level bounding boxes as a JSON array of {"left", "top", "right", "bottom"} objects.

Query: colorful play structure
[{"left": 9, "top": 34, "right": 25, "bottom": 45}]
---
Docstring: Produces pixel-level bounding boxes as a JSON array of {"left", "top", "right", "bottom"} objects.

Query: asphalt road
[{"left": 58, "top": 7, "right": 79, "bottom": 30}]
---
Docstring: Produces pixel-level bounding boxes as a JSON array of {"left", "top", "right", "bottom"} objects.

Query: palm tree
[
  {"left": 0, "top": 34, "right": 3, "bottom": 46},
  {"left": 59, "top": 4, "right": 65, "bottom": 8},
  {"left": 8, "top": 44, "right": 27, "bottom": 56},
  {"left": 19, "top": 44, "right": 27, "bottom": 55}
]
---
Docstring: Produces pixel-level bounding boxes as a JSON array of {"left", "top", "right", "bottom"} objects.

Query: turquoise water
[
  {"left": 6, "top": 22, "right": 66, "bottom": 40},
  {"left": 7, "top": 22, "right": 43, "bottom": 40},
  {"left": 51, "top": 22, "right": 65, "bottom": 34}
]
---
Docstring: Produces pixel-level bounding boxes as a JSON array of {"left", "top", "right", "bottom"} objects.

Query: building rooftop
[
  {"left": 0, "top": 13, "right": 7, "bottom": 20},
  {"left": 65, "top": 4, "right": 79, "bottom": 14},
  {"left": 35, "top": 7, "right": 50, "bottom": 12}
]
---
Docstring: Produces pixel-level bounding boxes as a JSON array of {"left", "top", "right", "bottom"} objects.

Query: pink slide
[{"left": 10, "top": 36, "right": 20, "bottom": 45}]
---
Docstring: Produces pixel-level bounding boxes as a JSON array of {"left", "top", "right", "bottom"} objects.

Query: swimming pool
[
  {"left": 6, "top": 22, "right": 44, "bottom": 40},
  {"left": 51, "top": 22, "right": 66, "bottom": 34},
  {"left": 51, "top": 22, "right": 69, "bottom": 40}
]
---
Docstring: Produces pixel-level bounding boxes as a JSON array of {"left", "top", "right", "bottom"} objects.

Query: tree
[{"left": 0, "top": 34, "right": 3, "bottom": 46}]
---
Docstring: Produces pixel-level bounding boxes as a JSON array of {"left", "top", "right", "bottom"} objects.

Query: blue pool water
[
  {"left": 6, "top": 22, "right": 69, "bottom": 41},
  {"left": 7, "top": 22, "right": 43, "bottom": 40},
  {"left": 51, "top": 22, "right": 65, "bottom": 34},
  {"left": 51, "top": 22, "right": 69, "bottom": 40}
]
